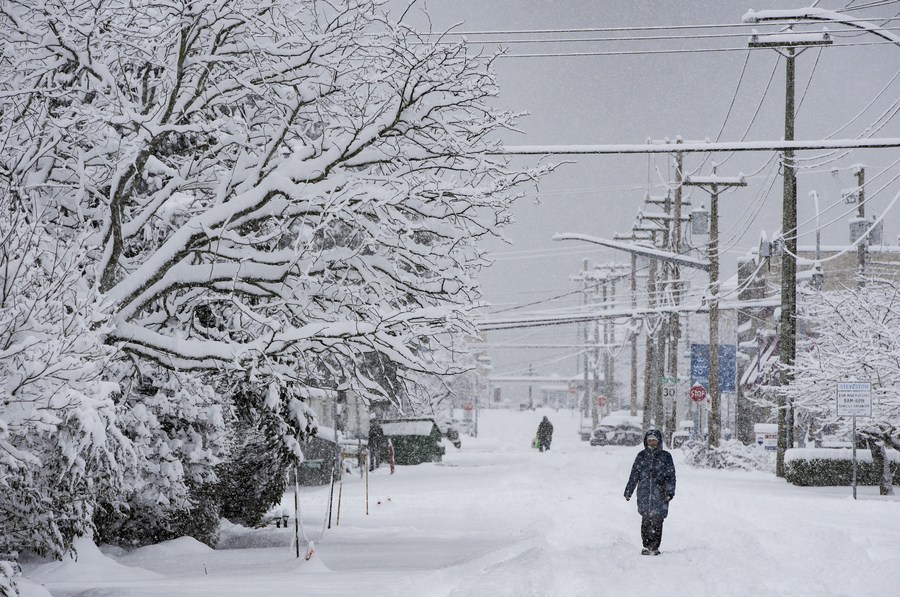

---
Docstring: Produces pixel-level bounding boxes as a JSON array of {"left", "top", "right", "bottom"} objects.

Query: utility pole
[
  {"left": 669, "top": 145, "right": 684, "bottom": 440},
  {"left": 638, "top": 203, "right": 669, "bottom": 431},
  {"left": 528, "top": 363, "right": 534, "bottom": 410},
  {"left": 856, "top": 166, "right": 866, "bottom": 288},
  {"left": 592, "top": 302, "right": 601, "bottom": 427},
  {"left": 630, "top": 252, "right": 639, "bottom": 417},
  {"left": 748, "top": 27, "right": 831, "bottom": 476},
  {"left": 683, "top": 167, "right": 746, "bottom": 448},
  {"left": 604, "top": 277, "right": 616, "bottom": 412},
  {"left": 641, "top": 232, "right": 658, "bottom": 431},
  {"left": 581, "top": 259, "right": 591, "bottom": 421}
]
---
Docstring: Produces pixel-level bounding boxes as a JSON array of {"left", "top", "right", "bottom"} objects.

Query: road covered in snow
[{"left": 22, "top": 408, "right": 900, "bottom": 596}]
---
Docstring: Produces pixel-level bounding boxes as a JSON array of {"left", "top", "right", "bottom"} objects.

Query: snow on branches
[
  {"left": 780, "top": 281, "right": 900, "bottom": 440},
  {"left": 1, "top": 0, "right": 541, "bottom": 390},
  {"left": 0, "top": 0, "right": 545, "bottom": 565}
]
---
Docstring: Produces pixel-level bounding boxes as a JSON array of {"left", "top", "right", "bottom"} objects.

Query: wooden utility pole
[
  {"left": 669, "top": 145, "right": 684, "bottom": 439},
  {"left": 604, "top": 277, "right": 617, "bottom": 411},
  {"left": 641, "top": 233, "right": 658, "bottom": 431},
  {"left": 630, "top": 252, "right": 639, "bottom": 416},
  {"left": 856, "top": 166, "right": 866, "bottom": 288},
  {"left": 683, "top": 168, "right": 746, "bottom": 448},
  {"left": 581, "top": 259, "right": 591, "bottom": 420},
  {"left": 779, "top": 46, "right": 798, "bottom": 473},
  {"left": 749, "top": 27, "right": 831, "bottom": 476}
]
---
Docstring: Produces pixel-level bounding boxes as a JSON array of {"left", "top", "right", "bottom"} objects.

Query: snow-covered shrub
[
  {"left": 217, "top": 420, "right": 291, "bottom": 528},
  {"left": 683, "top": 440, "right": 775, "bottom": 472},
  {"left": 94, "top": 368, "right": 227, "bottom": 548},
  {"left": 0, "top": 204, "right": 130, "bottom": 562}
]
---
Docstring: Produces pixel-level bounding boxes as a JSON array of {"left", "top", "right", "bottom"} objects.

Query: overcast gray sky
[{"left": 399, "top": 1, "right": 900, "bottom": 380}]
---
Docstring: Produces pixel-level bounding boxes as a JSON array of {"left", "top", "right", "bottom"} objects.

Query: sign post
[{"left": 836, "top": 381, "right": 872, "bottom": 500}]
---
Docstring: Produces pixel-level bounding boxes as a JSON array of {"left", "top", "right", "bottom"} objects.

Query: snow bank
[
  {"left": 121, "top": 537, "right": 214, "bottom": 561},
  {"left": 28, "top": 537, "right": 163, "bottom": 583}
]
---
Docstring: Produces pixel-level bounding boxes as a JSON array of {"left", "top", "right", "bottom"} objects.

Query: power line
[
  {"left": 433, "top": 22, "right": 764, "bottom": 36},
  {"left": 498, "top": 39, "right": 900, "bottom": 58},
  {"left": 431, "top": 25, "right": 900, "bottom": 46}
]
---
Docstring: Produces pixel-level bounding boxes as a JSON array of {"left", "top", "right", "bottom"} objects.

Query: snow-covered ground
[{"left": 20, "top": 408, "right": 900, "bottom": 596}]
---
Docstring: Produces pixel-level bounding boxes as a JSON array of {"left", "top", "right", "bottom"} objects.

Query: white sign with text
[{"left": 836, "top": 381, "right": 872, "bottom": 417}]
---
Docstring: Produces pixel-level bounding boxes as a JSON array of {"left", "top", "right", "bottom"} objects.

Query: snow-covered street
[{"left": 22, "top": 408, "right": 900, "bottom": 597}]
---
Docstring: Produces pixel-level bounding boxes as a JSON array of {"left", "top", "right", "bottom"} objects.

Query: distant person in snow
[
  {"left": 368, "top": 420, "right": 385, "bottom": 471},
  {"left": 623, "top": 429, "right": 676, "bottom": 556},
  {"left": 536, "top": 416, "right": 554, "bottom": 452}
]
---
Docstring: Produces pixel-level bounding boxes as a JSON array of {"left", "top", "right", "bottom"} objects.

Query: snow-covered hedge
[
  {"left": 683, "top": 440, "right": 775, "bottom": 472},
  {"left": 784, "top": 448, "right": 900, "bottom": 486}
]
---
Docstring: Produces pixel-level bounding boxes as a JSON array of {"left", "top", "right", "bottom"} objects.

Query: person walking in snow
[
  {"left": 368, "top": 420, "right": 385, "bottom": 471},
  {"left": 536, "top": 416, "right": 554, "bottom": 452},
  {"left": 623, "top": 429, "right": 676, "bottom": 555}
]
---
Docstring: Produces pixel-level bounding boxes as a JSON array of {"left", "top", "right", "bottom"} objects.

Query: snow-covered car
[
  {"left": 590, "top": 420, "right": 644, "bottom": 447},
  {"left": 670, "top": 431, "right": 690, "bottom": 448}
]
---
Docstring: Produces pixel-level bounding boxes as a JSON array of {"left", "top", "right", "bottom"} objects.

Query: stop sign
[
  {"left": 689, "top": 384, "right": 707, "bottom": 402},
  {"left": 596, "top": 396, "right": 608, "bottom": 407}
]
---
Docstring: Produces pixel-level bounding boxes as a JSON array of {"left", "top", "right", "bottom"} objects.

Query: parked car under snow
[{"left": 590, "top": 418, "right": 643, "bottom": 447}]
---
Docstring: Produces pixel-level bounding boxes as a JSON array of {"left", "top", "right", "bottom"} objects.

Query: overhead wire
[
  {"left": 498, "top": 39, "right": 900, "bottom": 59},
  {"left": 782, "top": 184, "right": 900, "bottom": 264},
  {"left": 717, "top": 157, "right": 782, "bottom": 252},
  {"left": 795, "top": 47, "right": 823, "bottom": 114},
  {"left": 480, "top": 6, "right": 900, "bottom": 306},
  {"left": 843, "top": 0, "right": 900, "bottom": 11},
  {"left": 783, "top": 154, "right": 900, "bottom": 243}
]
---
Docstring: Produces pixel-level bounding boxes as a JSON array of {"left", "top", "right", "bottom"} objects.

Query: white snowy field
[{"left": 19, "top": 408, "right": 900, "bottom": 597}]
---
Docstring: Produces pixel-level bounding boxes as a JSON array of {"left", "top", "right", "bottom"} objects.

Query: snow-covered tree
[
  {"left": 2, "top": 0, "right": 536, "bottom": 408},
  {"left": 0, "top": 0, "right": 541, "bottom": 576},
  {"left": 217, "top": 417, "right": 291, "bottom": 528},
  {"left": 780, "top": 281, "right": 900, "bottom": 494}
]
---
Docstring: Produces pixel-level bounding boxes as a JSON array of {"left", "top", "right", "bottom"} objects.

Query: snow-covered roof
[{"left": 381, "top": 420, "right": 438, "bottom": 436}]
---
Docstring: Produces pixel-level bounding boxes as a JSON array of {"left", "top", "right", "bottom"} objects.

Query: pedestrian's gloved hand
[{"left": 624, "top": 494, "right": 631, "bottom": 501}]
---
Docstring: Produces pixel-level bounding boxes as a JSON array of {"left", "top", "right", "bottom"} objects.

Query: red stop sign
[{"left": 689, "top": 384, "right": 707, "bottom": 402}]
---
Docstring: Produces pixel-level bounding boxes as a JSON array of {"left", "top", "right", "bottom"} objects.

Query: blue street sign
[{"left": 690, "top": 344, "right": 737, "bottom": 393}]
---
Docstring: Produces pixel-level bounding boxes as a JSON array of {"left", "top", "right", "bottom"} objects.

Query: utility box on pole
[{"left": 690, "top": 205, "right": 709, "bottom": 236}]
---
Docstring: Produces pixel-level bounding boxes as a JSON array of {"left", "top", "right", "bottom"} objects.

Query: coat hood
[{"left": 643, "top": 429, "right": 663, "bottom": 449}]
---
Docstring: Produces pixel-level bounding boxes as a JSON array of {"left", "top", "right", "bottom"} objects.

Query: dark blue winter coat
[{"left": 624, "top": 429, "right": 676, "bottom": 518}]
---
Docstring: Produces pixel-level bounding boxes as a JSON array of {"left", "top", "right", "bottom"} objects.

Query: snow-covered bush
[
  {"left": 0, "top": 204, "right": 130, "bottom": 562},
  {"left": 217, "top": 420, "right": 291, "bottom": 528},
  {"left": 94, "top": 367, "right": 228, "bottom": 548},
  {"left": 683, "top": 440, "right": 775, "bottom": 472}
]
